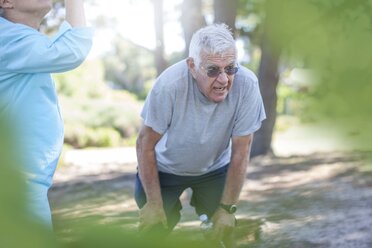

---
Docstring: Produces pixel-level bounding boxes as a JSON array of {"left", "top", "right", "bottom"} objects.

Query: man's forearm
[
  {"left": 65, "top": 0, "right": 87, "bottom": 27},
  {"left": 220, "top": 134, "right": 253, "bottom": 204},
  {"left": 220, "top": 157, "right": 249, "bottom": 204},
  {"left": 137, "top": 148, "right": 163, "bottom": 206}
]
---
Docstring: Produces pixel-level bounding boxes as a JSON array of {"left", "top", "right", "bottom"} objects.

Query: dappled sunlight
[
  {"left": 243, "top": 153, "right": 358, "bottom": 195},
  {"left": 253, "top": 162, "right": 354, "bottom": 189},
  {"left": 273, "top": 119, "right": 372, "bottom": 157},
  {"left": 63, "top": 147, "right": 137, "bottom": 169},
  {"left": 53, "top": 199, "right": 137, "bottom": 219},
  {"left": 86, "top": 0, "right": 184, "bottom": 57},
  {"left": 94, "top": 201, "right": 137, "bottom": 215},
  {"left": 235, "top": 152, "right": 372, "bottom": 247},
  {"left": 49, "top": 150, "right": 372, "bottom": 247}
]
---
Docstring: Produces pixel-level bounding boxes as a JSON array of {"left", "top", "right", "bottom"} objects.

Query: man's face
[{"left": 189, "top": 49, "right": 237, "bottom": 103}]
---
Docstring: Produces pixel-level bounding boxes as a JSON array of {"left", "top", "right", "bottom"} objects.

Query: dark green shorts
[{"left": 134, "top": 164, "right": 229, "bottom": 230}]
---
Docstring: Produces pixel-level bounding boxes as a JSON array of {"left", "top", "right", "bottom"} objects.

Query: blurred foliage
[
  {"left": 0, "top": 120, "right": 212, "bottom": 248},
  {"left": 61, "top": 96, "right": 142, "bottom": 148},
  {"left": 54, "top": 60, "right": 143, "bottom": 148},
  {"left": 276, "top": 68, "right": 315, "bottom": 122},
  {"left": 0, "top": 119, "right": 212, "bottom": 248},
  {"left": 55, "top": 59, "right": 107, "bottom": 98},
  {"left": 102, "top": 37, "right": 156, "bottom": 99},
  {"left": 279, "top": 0, "right": 371, "bottom": 150},
  {"left": 0, "top": 119, "right": 57, "bottom": 248},
  {"left": 237, "top": 0, "right": 372, "bottom": 151}
]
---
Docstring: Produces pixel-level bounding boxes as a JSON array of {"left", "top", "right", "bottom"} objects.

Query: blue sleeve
[{"left": 0, "top": 20, "right": 93, "bottom": 73}]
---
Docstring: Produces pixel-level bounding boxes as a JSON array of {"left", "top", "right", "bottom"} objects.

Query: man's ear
[
  {"left": 186, "top": 57, "right": 197, "bottom": 78},
  {"left": 0, "top": 0, "right": 14, "bottom": 9},
  {"left": 186, "top": 57, "right": 194, "bottom": 69}
]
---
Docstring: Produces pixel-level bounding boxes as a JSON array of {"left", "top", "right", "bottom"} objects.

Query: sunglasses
[{"left": 202, "top": 64, "right": 239, "bottom": 78}]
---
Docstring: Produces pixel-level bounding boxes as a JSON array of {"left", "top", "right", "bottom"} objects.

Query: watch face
[
  {"left": 229, "top": 205, "right": 237, "bottom": 214},
  {"left": 220, "top": 203, "right": 237, "bottom": 214}
]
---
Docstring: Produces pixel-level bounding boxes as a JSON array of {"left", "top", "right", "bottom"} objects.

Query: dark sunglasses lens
[
  {"left": 207, "top": 68, "right": 221, "bottom": 77},
  {"left": 206, "top": 66, "right": 238, "bottom": 77},
  {"left": 225, "top": 67, "right": 238, "bottom": 75}
]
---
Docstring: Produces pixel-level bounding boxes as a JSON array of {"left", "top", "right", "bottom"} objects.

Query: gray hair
[{"left": 189, "top": 23, "right": 237, "bottom": 68}]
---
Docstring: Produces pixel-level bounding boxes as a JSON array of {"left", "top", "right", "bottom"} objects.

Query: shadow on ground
[{"left": 49, "top": 151, "right": 372, "bottom": 248}]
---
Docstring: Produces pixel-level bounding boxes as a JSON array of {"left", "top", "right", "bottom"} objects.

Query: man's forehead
[{"left": 202, "top": 53, "right": 237, "bottom": 66}]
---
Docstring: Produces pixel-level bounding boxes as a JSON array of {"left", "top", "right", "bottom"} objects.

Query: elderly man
[
  {"left": 0, "top": 0, "right": 93, "bottom": 228},
  {"left": 135, "top": 23, "right": 266, "bottom": 244}
]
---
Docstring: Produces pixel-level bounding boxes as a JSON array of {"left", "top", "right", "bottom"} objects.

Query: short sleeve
[
  {"left": 232, "top": 76, "right": 266, "bottom": 136},
  {"left": 141, "top": 79, "right": 175, "bottom": 135}
]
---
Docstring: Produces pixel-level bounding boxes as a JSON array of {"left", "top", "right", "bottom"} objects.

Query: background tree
[
  {"left": 102, "top": 37, "right": 155, "bottom": 98},
  {"left": 181, "top": 0, "right": 206, "bottom": 57},
  {"left": 153, "top": 0, "right": 167, "bottom": 75},
  {"left": 249, "top": 0, "right": 282, "bottom": 157},
  {"left": 213, "top": 0, "right": 237, "bottom": 33},
  {"left": 251, "top": 26, "right": 281, "bottom": 157}
]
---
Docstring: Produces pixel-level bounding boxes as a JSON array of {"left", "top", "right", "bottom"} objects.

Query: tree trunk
[
  {"left": 181, "top": 0, "right": 206, "bottom": 57},
  {"left": 213, "top": 0, "right": 237, "bottom": 33},
  {"left": 251, "top": 32, "right": 280, "bottom": 157},
  {"left": 153, "top": 0, "right": 167, "bottom": 75}
]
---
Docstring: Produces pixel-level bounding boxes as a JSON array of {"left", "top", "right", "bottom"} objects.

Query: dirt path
[{"left": 49, "top": 151, "right": 372, "bottom": 247}]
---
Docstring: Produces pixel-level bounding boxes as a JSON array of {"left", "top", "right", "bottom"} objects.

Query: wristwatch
[{"left": 219, "top": 203, "right": 237, "bottom": 214}]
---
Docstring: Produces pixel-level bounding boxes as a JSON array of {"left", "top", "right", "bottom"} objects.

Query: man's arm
[
  {"left": 212, "top": 134, "right": 253, "bottom": 236},
  {"left": 65, "top": 0, "right": 87, "bottom": 27},
  {"left": 136, "top": 125, "right": 167, "bottom": 231},
  {"left": 220, "top": 134, "right": 252, "bottom": 204}
]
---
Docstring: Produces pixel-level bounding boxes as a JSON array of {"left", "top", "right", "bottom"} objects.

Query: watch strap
[{"left": 219, "top": 203, "right": 237, "bottom": 214}]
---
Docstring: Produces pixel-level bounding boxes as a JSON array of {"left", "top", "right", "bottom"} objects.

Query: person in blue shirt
[{"left": 0, "top": 0, "right": 93, "bottom": 228}]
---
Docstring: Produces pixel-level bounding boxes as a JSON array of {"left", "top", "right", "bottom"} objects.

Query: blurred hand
[
  {"left": 211, "top": 208, "right": 236, "bottom": 241},
  {"left": 138, "top": 202, "right": 168, "bottom": 234}
]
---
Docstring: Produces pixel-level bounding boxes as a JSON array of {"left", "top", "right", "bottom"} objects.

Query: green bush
[
  {"left": 59, "top": 90, "right": 143, "bottom": 148},
  {"left": 64, "top": 124, "right": 122, "bottom": 148},
  {"left": 54, "top": 59, "right": 108, "bottom": 99},
  {"left": 54, "top": 58, "right": 144, "bottom": 149}
]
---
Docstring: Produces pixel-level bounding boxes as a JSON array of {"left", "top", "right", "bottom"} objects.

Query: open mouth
[{"left": 213, "top": 86, "right": 227, "bottom": 92}]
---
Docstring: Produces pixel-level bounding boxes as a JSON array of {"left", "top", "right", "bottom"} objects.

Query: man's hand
[
  {"left": 211, "top": 208, "right": 236, "bottom": 241},
  {"left": 138, "top": 202, "right": 168, "bottom": 234}
]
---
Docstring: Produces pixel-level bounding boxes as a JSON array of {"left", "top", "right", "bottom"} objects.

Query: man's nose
[{"left": 217, "top": 71, "right": 229, "bottom": 83}]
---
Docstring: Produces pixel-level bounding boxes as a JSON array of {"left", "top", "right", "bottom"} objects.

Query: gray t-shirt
[{"left": 141, "top": 60, "right": 266, "bottom": 176}]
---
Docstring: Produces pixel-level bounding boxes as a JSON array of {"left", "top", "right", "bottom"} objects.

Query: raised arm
[
  {"left": 0, "top": 1, "right": 93, "bottom": 74},
  {"left": 65, "top": 0, "right": 87, "bottom": 27}
]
